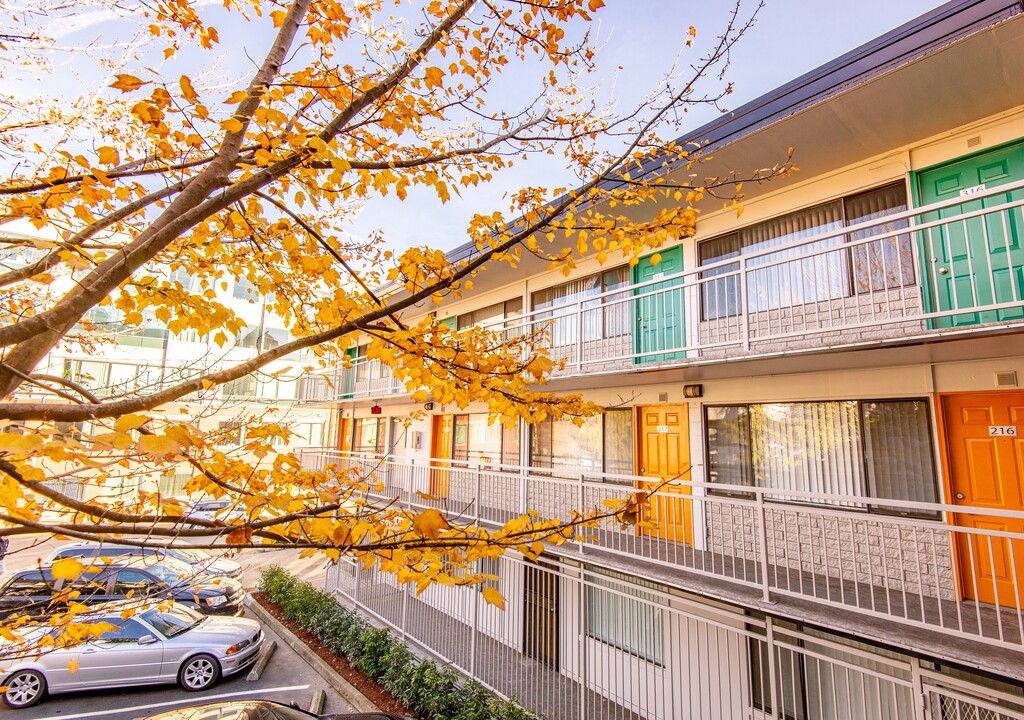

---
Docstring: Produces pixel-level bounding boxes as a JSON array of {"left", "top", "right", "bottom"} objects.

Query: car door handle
[{"left": 83, "top": 646, "right": 97, "bottom": 653}]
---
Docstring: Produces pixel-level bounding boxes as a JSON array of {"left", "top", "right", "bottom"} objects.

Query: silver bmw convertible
[{"left": 1, "top": 603, "right": 263, "bottom": 708}]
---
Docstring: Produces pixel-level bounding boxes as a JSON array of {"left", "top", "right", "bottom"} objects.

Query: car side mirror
[{"left": 138, "top": 634, "right": 158, "bottom": 645}]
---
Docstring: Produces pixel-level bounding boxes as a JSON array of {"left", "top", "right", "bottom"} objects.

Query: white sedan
[{"left": 1, "top": 604, "right": 263, "bottom": 709}]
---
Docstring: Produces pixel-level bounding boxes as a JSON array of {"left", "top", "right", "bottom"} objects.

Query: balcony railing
[
  {"left": 301, "top": 449, "right": 1024, "bottom": 656},
  {"left": 313, "top": 181, "right": 1024, "bottom": 402},
  {"left": 326, "top": 550, "right": 1024, "bottom": 720}
]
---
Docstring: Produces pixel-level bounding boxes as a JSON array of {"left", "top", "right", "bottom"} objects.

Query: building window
[
  {"left": 530, "top": 409, "right": 632, "bottom": 481},
  {"left": 222, "top": 374, "right": 258, "bottom": 398},
  {"left": 292, "top": 422, "right": 326, "bottom": 447},
  {"left": 217, "top": 421, "right": 243, "bottom": 446},
  {"left": 531, "top": 267, "right": 630, "bottom": 346},
  {"left": 705, "top": 399, "right": 938, "bottom": 515},
  {"left": 433, "top": 413, "right": 519, "bottom": 466},
  {"left": 355, "top": 417, "right": 386, "bottom": 455},
  {"left": 158, "top": 473, "right": 191, "bottom": 497},
  {"left": 698, "top": 183, "right": 912, "bottom": 320},
  {"left": 585, "top": 567, "right": 663, "bottom": 665},
  {"left": 233, "top": 278, "right": 258, "bottom": 300},
  {"left": 749, "top": 619, "right": 916, "bottom": 720},
  {"left": 457, "top": 298, "right": 523, "bottom": 331}
]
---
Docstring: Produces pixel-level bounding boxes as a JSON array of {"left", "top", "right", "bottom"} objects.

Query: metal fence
[
  {"left": 324, "top": 550, "right": 1024, "bottom": 720},
  {"left": 300, "top": 450, "right": 1024, "bottom": 654}
]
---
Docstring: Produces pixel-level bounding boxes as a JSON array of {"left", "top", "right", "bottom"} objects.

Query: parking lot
[{"left": 1, "top": 536, "right": 356, "bottom": 720}]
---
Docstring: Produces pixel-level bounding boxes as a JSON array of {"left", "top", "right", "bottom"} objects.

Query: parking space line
[{"left": 29, "top": 684, "right": 311, "bottom": 720}]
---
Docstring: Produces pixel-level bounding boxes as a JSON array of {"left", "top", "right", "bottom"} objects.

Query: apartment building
[
  {"left": 302, "top": 1, "right": 1024, "bottom": 717},
  {"left": 0, "top": 219, "right": 331, "bottom": 504}
]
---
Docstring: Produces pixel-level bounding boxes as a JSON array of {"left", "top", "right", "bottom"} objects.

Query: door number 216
[{"left": 989, "top": 425, "right": 1019, "bottom": 437}]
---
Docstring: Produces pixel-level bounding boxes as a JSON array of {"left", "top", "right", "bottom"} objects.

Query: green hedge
[{"left": 259, "top": 566, "right": 540, "bottom": 720}]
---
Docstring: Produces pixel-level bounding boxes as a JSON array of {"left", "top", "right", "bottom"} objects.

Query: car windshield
[
  {"left": 140, "top": 604, "right": 205, "bottom": 638},
  {"left": 142, "top": 557, "right": 197, "bottom": 585},
  {"left": 168, "top": 548, "right": 212, "bottom": 564}
]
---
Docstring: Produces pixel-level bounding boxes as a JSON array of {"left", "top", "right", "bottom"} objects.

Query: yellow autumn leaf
[
  {"left": 226, "top": 527, "right": 253, "bottom": 544},
  {"left": 97, "top": 146, "right": 119, "bottom": 166},
  {"left": 67, "top": 658, "right": 80, "bottom": 674},
  {"left": 179, "top": 75, "right": 199, "bottom": 103},
  {"left": 136, "top": 434, "right": 182, "bottom": 458},
  {"left": 225, "top": 90, "right": 249, "bottom": 104},
  {"left": 114, "top": 413, "right": 149, "bottom": 433},
  {"left": 589, "top": 0, "right": 605, "bottom": 10},
  {"left": 51, "top": 557, "right": 85, "bottom": 582},
  {"left": 221, "top": 118, "right": 244, "bottom": 133},
  {"left": 482, "top": 586, "right": 506, "bottom": 610},
  {"left": 412, "top": 508, "right": 449, "bottom": 539},
  {"left": 110, "top": 74, "right": 146, "bottom": 92},
  {"left": 270, "top": 10, "right": 287, "bottom": 27},
  {"left": 424, "top": 66, "right": 445, "bottom": 89},
  {"left": 0, "top": 433, "right": 43, "bottom": 454}
]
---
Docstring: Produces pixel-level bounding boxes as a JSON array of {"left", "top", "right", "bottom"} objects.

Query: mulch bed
[{"left": 252, "top": 592, "right": 413, "bottom": 717}]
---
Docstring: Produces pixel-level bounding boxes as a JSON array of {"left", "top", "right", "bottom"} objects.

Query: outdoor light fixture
[
  {"left": 424, "top": 402, "right": 435, "bottom": 410},
  {"left": 683, "top": 384, "right": 703, "bottom": 398},
  {"left": 370, "top": 404, "right": 383, "bottom": 415}
]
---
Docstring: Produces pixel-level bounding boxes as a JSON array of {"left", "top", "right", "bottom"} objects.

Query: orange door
[
  {"left": 430, "top": 415, "right": 452, "bottom": 498},
  {"left": 943, "top": 392, "right": 1024, "bottom": 606},
  {"left": 637, "top": 404, "right": 692, "bottom": 544}
]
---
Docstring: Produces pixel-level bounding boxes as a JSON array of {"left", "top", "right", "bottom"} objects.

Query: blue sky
[
  {"left": 42, "top": 0, "right": 943, "bottom": 253},
  {"left": 345, "top": 0, "right": 943, "bottom": 252}
]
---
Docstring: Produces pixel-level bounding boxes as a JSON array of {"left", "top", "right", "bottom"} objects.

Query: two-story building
[{"left": 303, "top": 1, "right": 1024, "bottom": 717}]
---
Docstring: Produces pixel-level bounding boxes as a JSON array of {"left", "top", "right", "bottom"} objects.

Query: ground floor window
[
  {"left": 433, "top": 413, "right": 520, "bottom": 466},
  {"left": 530, "top": 408, "right": 633, "bottom": 481},
  {"left": 706, "top": 399, "right": 937, "bottom": 515},
  {"left": 585, "top": 567, "right": 664, "bottom": 665},
  {"left": 355, "top": 417, "right": 386, "bottom": 454},
  {"left": 749, "top": 619, "right": 914, "bottom": 720}
]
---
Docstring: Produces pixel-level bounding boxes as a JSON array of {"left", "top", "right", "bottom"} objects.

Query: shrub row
[{"left": 259, "top": 566, "right": 540, "bottom": 720}]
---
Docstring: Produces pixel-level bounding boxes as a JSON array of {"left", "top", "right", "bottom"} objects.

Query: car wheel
[
  {"left": 178, "top": 654, "right": 221, "bottom": 691},
  {"left": 4, "top": 669, "right": 47, "bottom": 708}
]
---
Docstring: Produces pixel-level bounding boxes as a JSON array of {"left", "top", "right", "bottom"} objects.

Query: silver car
[
  {"left": 1, "top": 604, "right": 263, "bottom": 708},
  {"left": 46, "top": 543, "right": 244, "bottom": 580}
]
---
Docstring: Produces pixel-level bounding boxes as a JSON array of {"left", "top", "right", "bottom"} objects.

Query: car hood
[
  {"left": 204, "top": 558, "right": 242, "bottom": 576},
  {"left": 180, "top": 615, "right": 260, "bottom": 643}
]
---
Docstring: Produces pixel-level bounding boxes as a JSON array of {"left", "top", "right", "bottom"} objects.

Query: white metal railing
[
  {"left": 301, "top": 449, "right": 1024, "bottom": 654},
  {"left": 324, "top": 549, "right": 1024, "bottom": 720},
  {"left": 312, "top": 181, "right": 1024, "bottom": 403}
]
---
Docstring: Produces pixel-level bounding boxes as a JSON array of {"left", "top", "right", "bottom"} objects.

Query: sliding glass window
[
  {"left": 698, "top": 183, "right": 911, "bottom": 320},
  {"left": 705, "top": 399, "right": 937, "bottom": 516}
]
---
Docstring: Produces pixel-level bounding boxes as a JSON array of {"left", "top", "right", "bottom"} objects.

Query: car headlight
[
  {"left": 225, "top": 643, "right": 241, "bottom": 655},
  {"left": 206, "top": 595, "right": 228, "bottom": 607}
]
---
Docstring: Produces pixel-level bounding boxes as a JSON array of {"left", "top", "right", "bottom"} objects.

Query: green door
[
  {"left": 633, "top": 245, "right": 685, "bottom": 363},
  {"left": 915, "top": 142, "right": 1024, "bottom": 328},
  {"left": 341, "top": 346, "right": 357, "bottom": 398}
]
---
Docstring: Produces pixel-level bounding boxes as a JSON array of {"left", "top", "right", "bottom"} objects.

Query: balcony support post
[
  {"left": 475, "top": 461, "right": 482, "bottom": 526},
  {"left": 576, "top": 301, "right": 584, "bottom": 373},
  {"left": 757, "top": 491, "right": 771, "bottom": 603},
  {"left": 470, "top": 580, "right": 479, "bottom": 678},
  {"left": 578, "top": 473, "right": 586, "bottom": 554},
  {"left": 740, "top": 256, "right": 750, "bottom": 352}
]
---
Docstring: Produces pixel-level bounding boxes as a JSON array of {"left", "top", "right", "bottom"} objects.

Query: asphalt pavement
[{"left": 0, "top": 535, "right": 356, "bottom": 720}]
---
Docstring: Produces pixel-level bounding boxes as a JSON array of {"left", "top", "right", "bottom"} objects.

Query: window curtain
[
  {"left": 845, "top": 184, "right": 913, "bottom": 292},
  {"left": 586, "top": 569, "right": 663, "bottom": 664},
  {"left": 697, "top": 184, "right": 909, "bottom": 318},
  {"left": 750, "top": 402, "right": 865, "bottom": 502},
  {"left": 861, "top": 400, "right": 937, "bottom": 508}
]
